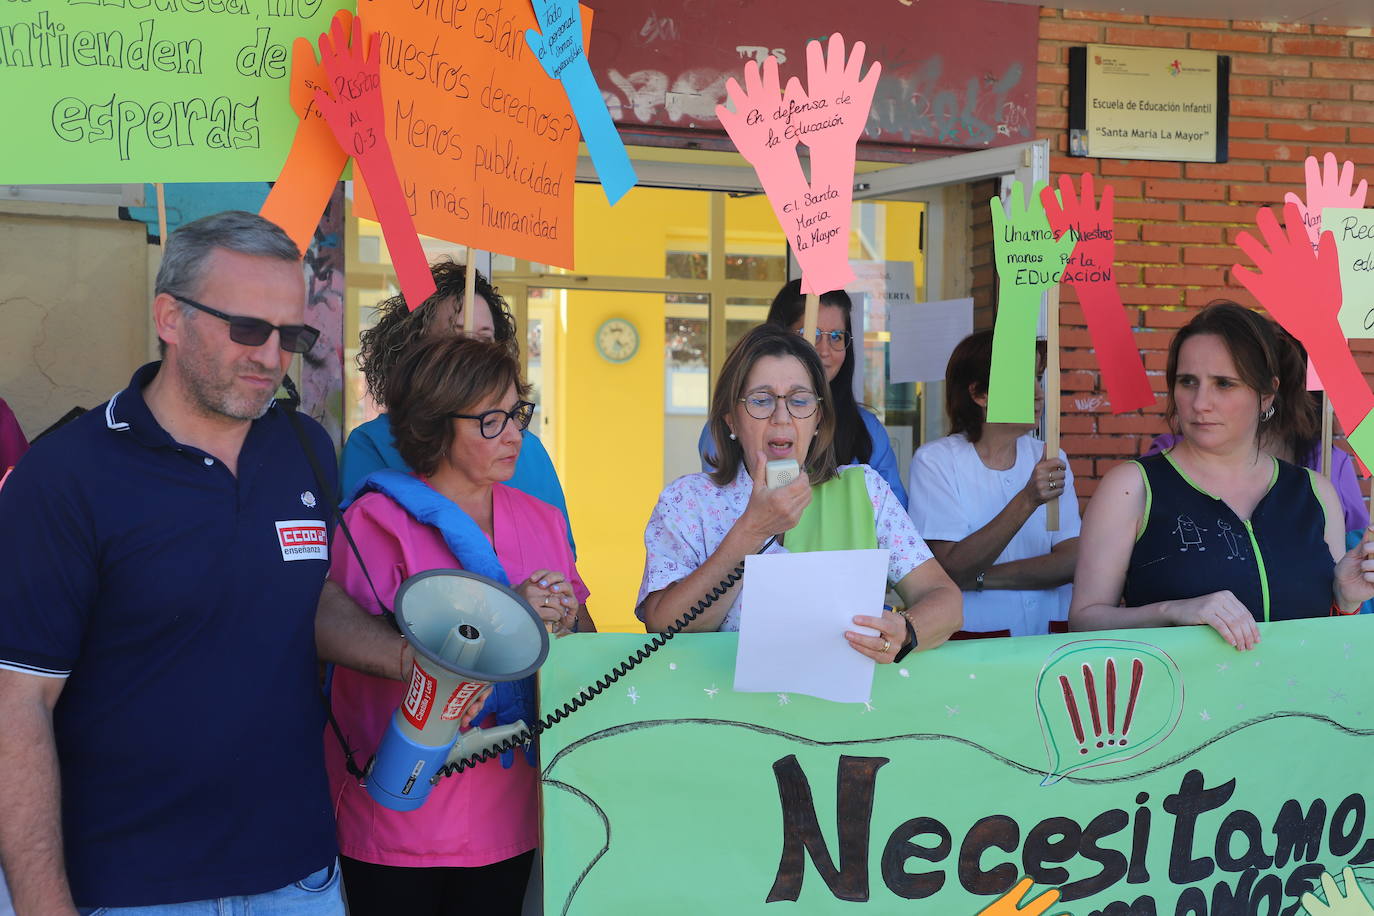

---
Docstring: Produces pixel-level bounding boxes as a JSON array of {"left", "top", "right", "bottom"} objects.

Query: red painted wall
[{"left": 587, "top": 0, "right": 1040, "bottom": 151}]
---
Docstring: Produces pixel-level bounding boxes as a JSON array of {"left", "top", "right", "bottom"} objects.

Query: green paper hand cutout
[
  {"left": 988, "top": 181, "right": 1075, "bottom": 423},
  {"left": 1302, "top": 869, "right": 1374, "bottom": 916}
]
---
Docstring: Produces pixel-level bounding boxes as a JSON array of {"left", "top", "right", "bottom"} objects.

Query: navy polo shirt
[{"left": 0, "top": 363, "right": 339, "bottom": 907}]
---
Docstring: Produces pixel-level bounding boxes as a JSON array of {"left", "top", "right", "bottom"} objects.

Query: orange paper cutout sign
[
  {"left": 352, "top": 0, "right": 591, "bottom": 268},
  {"left": 259, "top": 10, "right": 352, "bottom": 255}
]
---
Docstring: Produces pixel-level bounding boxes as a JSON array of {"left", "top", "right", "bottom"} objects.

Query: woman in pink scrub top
[{"left": 326, "top": 336, "right": 595, "bottom": 916}]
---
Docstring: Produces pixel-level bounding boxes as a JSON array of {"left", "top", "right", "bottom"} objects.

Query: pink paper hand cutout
[
  {"left": 1234, "top": 202, "right": 1374, "bottom": 440},
  {"left": 1040, "top": 172, "right": 1154, "bottom": 414},
  {"left": 716, "top": 55, "right": 808, "bottom": 183},
  {"left": 801, "top": 33, "right": 880, "bottom": 151},
  {"left": 716, "top": 56, "right": 813, "bottom": 285},
  {"left": 1284, "top": 152, "right": 1369, "bottom": 251},
  {"left": 792, "top": 34, "right": 880, "bottom": 294},
  {"left": 314, "top": 16, "right": 435, "bottom": 309}
]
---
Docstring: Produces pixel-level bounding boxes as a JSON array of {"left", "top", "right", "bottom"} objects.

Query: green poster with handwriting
[
  {"left": 0, "top": 0, "right": 347, "bottom": 183},
  {"left": 539, "top": 620, "right": 1374, "bottom": 914},
  {"left": 1324, "top": 207, "right": 1374, "bottom": 340}
]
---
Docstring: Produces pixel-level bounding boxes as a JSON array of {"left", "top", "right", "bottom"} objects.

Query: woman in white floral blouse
[{"left": 637, "top": 325, "right": 960, "bottom": 662}]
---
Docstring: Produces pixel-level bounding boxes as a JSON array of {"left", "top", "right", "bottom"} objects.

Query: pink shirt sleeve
[{"left": 0, "top": 400, "right": 28, "bottom": 471}]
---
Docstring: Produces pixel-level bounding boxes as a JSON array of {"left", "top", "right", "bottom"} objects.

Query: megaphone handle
[
  {"left": 431, "top": 537, "right": 778, "bottom": 779},
  {"left": 442, "top": 721, "right": 530, "bottom": 773}
]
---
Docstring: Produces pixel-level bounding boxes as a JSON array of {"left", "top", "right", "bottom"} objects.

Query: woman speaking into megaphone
[{"left": 325, "top": 335, "right": 594, "bottom": 916}]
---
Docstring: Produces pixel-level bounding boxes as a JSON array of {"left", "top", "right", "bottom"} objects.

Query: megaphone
[{"left": 367, "top": 569, "right": 549, "bottom": 811}]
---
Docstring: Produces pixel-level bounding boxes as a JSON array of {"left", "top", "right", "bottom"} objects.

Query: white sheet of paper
[
  {"left": 888, "top": 297, "right": 974, "bottom": 384},
  {"left": 734, "top": 548, "right": 891, "bottom": 703}
]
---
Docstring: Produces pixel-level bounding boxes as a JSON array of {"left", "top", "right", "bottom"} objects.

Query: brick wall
[{"left": 1036, "top": 10, "right": 1374, "bottom": 507}]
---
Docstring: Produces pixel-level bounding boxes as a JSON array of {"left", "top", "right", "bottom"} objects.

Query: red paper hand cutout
[
  {"left": 314, "top": 16, "right": 435, "bottom": 308},
  {"left": 260, "top": 12, "right": 351, "bottom": 255},
  {"left": 1234, "top": 203, "right": 1374, "bottom": 439},
  {"left": 1040, "top": 173, "right": 1154, "bottom": 414}
]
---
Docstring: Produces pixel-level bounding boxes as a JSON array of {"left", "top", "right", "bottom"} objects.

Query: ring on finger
[{"left": 880, "top": 637, "right": 891, "bottom": 653}]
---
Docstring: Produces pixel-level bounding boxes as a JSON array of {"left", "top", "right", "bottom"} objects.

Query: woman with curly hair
[{"left": 339, "top": 260, "right": 573, "bottom": 548}]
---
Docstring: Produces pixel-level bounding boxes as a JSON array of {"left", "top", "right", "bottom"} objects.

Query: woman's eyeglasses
[
  {"left": 173, "top": 295, "right": 320, "bottom": 354},
  {"left": 450, "top": 400, "right": 536, "bottom": 439},
  {"left": 798, "top": 328, "right": 851, "bottom": 349},
  {"left": 739, "top": 391, "right": 821, "bottom": 421}
]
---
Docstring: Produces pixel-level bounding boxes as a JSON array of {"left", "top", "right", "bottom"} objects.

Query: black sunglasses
[
  {"left": 450, "top": 400, "right": 536, "bottom": 439},
  {"left": 173, "top": 295, "right": 320, "bottom": 354}
]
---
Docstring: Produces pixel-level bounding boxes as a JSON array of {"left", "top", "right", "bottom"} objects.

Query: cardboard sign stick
[
  {"left": 463, "top": 248, "right": 478, "bottom": 334},
  {"left": 1321, "top": 394, "right": 1334, "bottom": 479},
  {"left": 1044, "top": 286, "right": 1061, "bottom": 532},
  {"left": 803, "top": 293, "right": 819, "bottom": 353},
  {"left": 155, "top": 183, "right": 168, "bottom": 252}
]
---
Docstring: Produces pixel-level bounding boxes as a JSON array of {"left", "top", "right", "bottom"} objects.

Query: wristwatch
[
  {"left": 893, "top": 609, "right": 918, "bottom": 663},
  {"left": 975, "top": 571, "right": 986, "bottom": 592}
]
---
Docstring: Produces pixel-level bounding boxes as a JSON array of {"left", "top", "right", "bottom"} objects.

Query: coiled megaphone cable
[{"left": 431, "top": 535, "right": 778, "bottom": 780}]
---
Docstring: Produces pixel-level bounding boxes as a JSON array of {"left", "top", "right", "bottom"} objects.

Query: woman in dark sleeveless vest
[{"left": 1070, "top": 302, "right": 1374, "bottom": 649}]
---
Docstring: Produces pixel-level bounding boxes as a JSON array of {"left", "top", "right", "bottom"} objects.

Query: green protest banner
[
  {"left": 1323, "top": 207, "right": 1374, "bottom": 340},
  {"left": 0, "top": 0, "right": 347, "bottom": 183},
  {"left": 540, "top": 620, "right": 1374, "bottom": 914}
]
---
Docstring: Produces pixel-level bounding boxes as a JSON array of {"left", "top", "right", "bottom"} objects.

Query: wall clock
[{"left": 595, "top": 318, "right": 639, "bottom": 363}]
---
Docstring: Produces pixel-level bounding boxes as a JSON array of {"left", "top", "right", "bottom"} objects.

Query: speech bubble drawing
[{"left": 1035, "top": 639, "right": 1184, "bottom": 785}]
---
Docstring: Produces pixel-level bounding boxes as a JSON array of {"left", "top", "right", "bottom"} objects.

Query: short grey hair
[{"left": 154, "top": 210, "right": 300, "bottom": 300}]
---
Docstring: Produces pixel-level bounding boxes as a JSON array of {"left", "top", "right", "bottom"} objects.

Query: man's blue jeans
[{"left": 77, "top": 861, "right": 343, "bottom": 915}]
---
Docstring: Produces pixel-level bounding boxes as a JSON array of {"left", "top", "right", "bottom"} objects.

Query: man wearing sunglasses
[{"left": 0, "top": 211, "right": 439, "bottom": 915}]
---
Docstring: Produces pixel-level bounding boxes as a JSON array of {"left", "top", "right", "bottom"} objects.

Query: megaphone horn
[{"left": 366, "top": 569, "right": 550, "bottom": 811}]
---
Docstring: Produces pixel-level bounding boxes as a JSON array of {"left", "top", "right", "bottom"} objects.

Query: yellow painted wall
[
  {"left": 556, "top": 185, "right": 685, "bottom": 632},
  {"left": 0, "top": 204, "right": 152, "bottom": 439}
]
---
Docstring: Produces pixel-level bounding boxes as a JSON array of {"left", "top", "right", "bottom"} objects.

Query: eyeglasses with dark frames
[
  {"left": 739, "top": 390, "right": 822, "bottom": 421},
  {"left": 450, "top": 400, "right": 536, "bottom": 439},
  {"left": 797, "top": 328, "right": 852, "bottom": 349},
  {"left": 172, "top": 295, "right": 320, "bottom": 354}
]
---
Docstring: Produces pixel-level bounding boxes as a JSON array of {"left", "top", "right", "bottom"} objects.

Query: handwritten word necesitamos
[
  {"left": 51, "top": 94, "right": 259, "bottom": 161},
  {"left": 770, "top": 759, "right": 1358, "bottom": 912},
  {"left": 0, "top": 13, "right": 204, "bottom": 74}
]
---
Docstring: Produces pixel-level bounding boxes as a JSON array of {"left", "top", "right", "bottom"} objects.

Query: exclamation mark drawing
[
  {"left": 1120, "top": 658, "right": 1145, "bottom": 747},
  {"left": 1081, "top": 663, "right": 1104, "bottom": 748},
  {"left": 1105, "top": 657, "right": 1118, "bottom": 745},
  {"left": 1057, "top": 675, "right": 1088, "bottom": 755}
]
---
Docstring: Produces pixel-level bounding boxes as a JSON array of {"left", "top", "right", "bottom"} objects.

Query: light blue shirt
[
  {"left": 340, "top": 414, "right": 575, "bottom": 554},
  {"left": 696, "top": 407, "right": 908, "bottom": 509}
]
